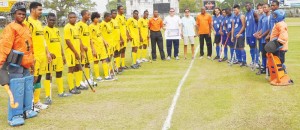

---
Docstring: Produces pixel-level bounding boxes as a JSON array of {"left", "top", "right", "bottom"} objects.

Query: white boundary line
[{"left": 162, "top": 45, "right": 200, "bottom": 130}]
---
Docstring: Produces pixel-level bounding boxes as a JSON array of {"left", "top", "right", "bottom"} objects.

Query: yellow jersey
[
  {"left": 110, "top": 18, "right": 121, "bottom": 41},
  {"left": 116, "top": 14, "right": 127, "bottom": 40},
  {"left": 89, "top": 23, "right": 103, "bottom": 49},
  {"left": 126, "top": 17, "right": 139, "bottom": 39},
  {"left": 64, "top": 23, "right": 81, "bottom": 53},
  {"left": 138, "top": 17, "right": 149, "bottom": 39},
  {"left": 76, "top": 21, "right": 91, "bottom": 47},
  {"left": 100, "top": 21, "right": 113, "bottom": 46},
  {"left": 44, "top": 26, "right": 62, "bottom": 57},
  {"left": 24, "top": 16, "right": 46, "bottom": 57}
]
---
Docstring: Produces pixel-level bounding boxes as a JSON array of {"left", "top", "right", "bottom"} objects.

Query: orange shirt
[
  {"left": 0, "top": 22, "right": 34, "bottom": 68},
  {"left": 270, "top": 21, "right": 288, "bottom": 50},
  {"left": 149, "top": 17, "right": 163, "bottom": 31},
  {"left": 196, "top": 13, "right": 212, "bottom": 35}
]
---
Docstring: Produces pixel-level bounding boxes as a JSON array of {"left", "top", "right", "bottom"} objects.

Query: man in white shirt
[
  {"left": 181, "top": 8, "right": 196, "bottom": 59},
  {"left": 163, "top": 8, "right": 182, "bottom": 60}
]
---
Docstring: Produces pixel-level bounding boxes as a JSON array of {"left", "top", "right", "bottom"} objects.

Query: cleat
[
  {"left": 44, "top": 96, "right": 52, "bottom": 105},
  {"left": 175, "top": 56, "right": 180, "bottom": 60},
  {"left": 24, "top": 110, "right": 38, "bottom": 119},
  {"left": 167, "top": 56, "right": 171, "bottom": 60},
  {"left": 142, "top": 58, "right": 149, "bottom": 62},
  {"left": 58, "top": 92, "right": 72, "bottom": 97},
  {"left": 131, "top": 64, "right": 139, "bottom": 69},
  {"left": 96, "top": 77, "right": 103, "bottom": 82},
  {"left": 34, "top": 102, "right": 48, "bottom": 110},
  {"left": 213, "top": 56, "right": 220, "bottom": 60},
  {"left": 240, "top": 62, "right": 247, "bottom": 67},
  {"left": 207, "top": 56, "right": 211, "bottom": 59},
  {"left": 104, "top": 76, "right": 115, "bottom": 81},
  {"left": 70, "top": 87, "right": 81, "bottom": 94}
]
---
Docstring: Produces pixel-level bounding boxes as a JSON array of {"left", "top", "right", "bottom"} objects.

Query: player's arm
[
  {"left": 138, "top": 20, "right": 143, "bottom": 42},
  {"left": 219, "top": 21, "right": 223, "bottom": 35},
  {"left": 0, "top": 27, "right": 14, "bottom": 69},
  {"left": 254, "top": 12, "right": 259, "bottom": 23},
  {"left": 65, "top": 39, "right": 80, "bottom": 60},
  {"left": 237, "top": 15, "right": 246, "bottom": 38},
  {"left": 89, "top": 28, "right": 96, "bottom": 57},
  {"left": 231, "top": 19, "right": 235, "bottom": 42},
  {"left": 178, "top": 17, "right": 182, "bottom": 36},
  {"left": 276, "top": 24, "right": 288, "bottom": 45},
  {"left": 126, "top": 20, "right": 132, "bottom": 40},
  {"left": 208, "top": 15, "right": 212, "bottom": 36}
]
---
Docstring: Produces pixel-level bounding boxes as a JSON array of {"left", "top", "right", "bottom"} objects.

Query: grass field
[{"left": 0, "top": 19, "right": 299, "bottom": 129}]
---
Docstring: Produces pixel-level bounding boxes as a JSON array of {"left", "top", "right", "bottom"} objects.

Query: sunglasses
[{"left": 169, "top": 11, "right": 175, "bottom": 12}]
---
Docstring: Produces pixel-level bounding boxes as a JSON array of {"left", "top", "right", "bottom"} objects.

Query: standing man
[
  {"left": 127, "top": 10, "right": 140, "bottom": 69},
  {"left": 245, "top": 2, "right": 259, "bottom": 67},
  {"left": 225, "top": 8, "right": 235, "bottom": 62},
  {"left": 266, "top": 0, "right": 280, "bottom": 42},
  {"left": 138, "top": 10, "right": 150, "bottom": 62},
  {"left": 218, "top": 9, "right": 229, "bottom": 61},
  {"left": 212, "top": 7, "right": 223, "bottom": 60},
  {"left": 196, "top": 7, "right": 213, "bottom": 59},
  {"left": 149, "top": 10, "right": 165, "bottom": 61},
  {"left": 163, "top": 8, "right": 182, "bottom": 60},
  {"left": 24, "top": 2, "right": 53, "bottom": 110},
  {"left": 0, "top": 2, "right": 38, "bottom": 126},
  {"left": 116, "top": 5, "right": 128, "bottom": 69},
  {"left": 181, "top": 8, "right": 196, "bottom": 59},
  {"left": 231, "top": 4, "right": 247, "bottom": 67},
  {"left": 111, "top": 9, "right": 122, "bottom": 72}
]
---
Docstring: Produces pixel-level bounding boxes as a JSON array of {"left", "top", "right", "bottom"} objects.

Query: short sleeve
[{"left": 64, "top": 26, "right": 71, "bottom": 40}]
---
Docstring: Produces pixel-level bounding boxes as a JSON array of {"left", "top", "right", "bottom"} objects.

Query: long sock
[
  {"left": 224, "top": 47, "right": 228, "bottom": 58},
  {"left": 84, "top": 67, "right": 90, "bottom": 79},
  {"left": 236, "top": 49, "right": 241, "bottom": 62},
  {"left": 242, "top": 50, "right": 246, "bottom": 63},
  {"left": 33, "top": 85, "right": 41, "bottom": 103},
  {"left": 250, "top": 48, "right": 255, "bottom": 63},
  {"left": 94, "top": 64, "right": 100, "bottom": 78},
  {"left": 67, "top": 73, "right": 74, "bottom": 90},
  {"left": 103, "top": 62, "right": 109, "bottom": 77},
  {"left": 116, "top": 57, "right": 121, "bottom": 68},
  {"left": 132, "top": 52, "right": 137, "bottom": 65},
  {"left": 230, "top": 48, "right": 234, "bottom": 60},
  {"left": 75, "top": 71, "right": 81, "bottom": 87},
  {"left": 255, "top": 48, "right": 259, "bottom": 63},
  {"left": 142, "top": 48, "right": 147, "bottom": 58},
  {"left": 44, "top": 80, "right": 51, "bottom": 97},
  {"left": 216, "top": 46, "right": 220, "bottom": 57},
  {"left": 262, "top": 57, "right": 267, "bottom": 68},
  {"left": 56, "top": 78, "right": 64, "bottom": 94},
  {"left": 121, "top": 57, "right": 125, "bottom": 67},
  {"left": 137, "top": 48, "right": 141, "bottom": 60}
]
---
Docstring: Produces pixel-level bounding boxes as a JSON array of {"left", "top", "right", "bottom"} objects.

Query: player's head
[
  {"left": 169, "top": 8, "right": 175, "bottom": 16},
  {"left": 117, "top": 5, "right": 124, "bottom": 14},
  {"left": 47, "top": 13, "right": 56, "bottom": 28},
  {"left": 184, "top": 8, "right": 190, "bottom": 17},
  {"left": 233, "top": 4, "right": 240, "bottom": 15},
  {"left": 91, "top": 12, "right": 100, "bottom": 23},
  {"left": 256, "top": 3, "right": 263, "bottom": 14},
  {"left": 30, "top": 2, "right": 42, "bottom": 17},
  {"left": 201, "top": 7, "right": 206, "bottom": 14},
  {"left": 10, "top": 2, "right": 26, "bottom": 23},
  {"left": 133, "top": 10, "right": 139, "bottom": 19},
  {"left": 226, "top": 8, "right": 232, "bottom": 16},
  {"left": 81, "top": 10, "right": 90, "bottom": 22},
  {"left": 213, "top": 7, "right": 221, "bottom": 16},
  {"left": 104, "top": 12, "right": 111, "bottom": 22},
  {"left": 263, "top": 3, "right": 270, "bottom": 13},
  {"left": 271, "top": 0, "right": 280, "bottom": 11},
  {"left": 153, "top": 10, "right": 159, "bottom": 17},
  {"left": 222, "top": 9, "right": 226, "bottom": 17},
  {"left": 111, "top": 9, "right": 117, "bottom": 19},
  {"left": 272, "top": 9, "right": 285, "bottom": 23},
  {"left": 143, "top": 10, "right": 149, "bottom": 18},
  {"left": 245, "top": 2, "right": 252, "bottom": 12},
  {"left": 68, "top": 12, "right": 77, "bottom": 25}
]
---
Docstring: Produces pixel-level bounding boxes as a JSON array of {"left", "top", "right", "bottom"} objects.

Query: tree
[
  {"left": 106, "top": 0, "right": 125, "bottom": 12},
  {"left": 44, "top": 0, "right": 96, "bottom": 20},
  {"left": 218, "top": 0, "right": 268, "bottom": 9},
  {"left": 179, "top": 0, "right": 198, "bottom": 13}
]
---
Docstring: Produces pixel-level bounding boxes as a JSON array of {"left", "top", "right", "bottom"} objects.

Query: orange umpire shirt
[
  {"left": 149, "top": 17, "right": 163, "bottom": 31},
  {"left": 196, "top": 13, "right": 212, "bottom": 35}
]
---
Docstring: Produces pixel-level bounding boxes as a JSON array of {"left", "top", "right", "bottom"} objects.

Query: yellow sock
[
  {"left": 75, "top": 71, "right": 81, "bottom": 87},
  {"left": 94, "top": 64, "right": 100, "bottom": 78},
  {"left": 103, "top": 62, "right": 109, "bottom": 77},
  {"left": 68, "top": 73, "right": 74, "bottom": 90},
  {"left": 33, "top": 88, "right": 40, "bottom": 103},
  {"left": 44, "top": 80, "right": 51, "bottom": 97},
  {"left": 137, "top": 48, "right": 141, "bottom": 60},
  {"left": 116, "top": 57, "right": 120, "bottom": 68},
  {"left": 84, "top": 67, "right": 90, "bottom": 79},
  {"left": 56, "top": 77, "right": 64, "bottom": 94},
  {"left": 121, "top": 58, "right": 125, "bottom": 67},
  {"left": 132, "top": 52, "right": 137, "bottom": 65},
  {"left": 142, "top": 48, "right": 147, "bottom": 58}
]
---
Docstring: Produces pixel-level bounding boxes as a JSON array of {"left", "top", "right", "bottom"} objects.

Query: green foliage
[
  {"left": 179, "top": 0, "right": 199, "bottom": 13},
  {"left": 106, "top": 0, "right": 126, "bottom": 12}
]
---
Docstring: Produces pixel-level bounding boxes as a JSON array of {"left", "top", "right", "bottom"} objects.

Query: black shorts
[
  {"left": 234, "top": 37, "right": 245, "bottom": 48},
  {"left": 214, "top": 35, "right": 221, "bottom": 44}
]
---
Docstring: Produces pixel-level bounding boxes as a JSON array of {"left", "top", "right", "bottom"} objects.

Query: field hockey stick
[
  {"left": 229, "top": 38, "right": 238, "bottom": 66},
  {"left": 77, "top": 59, "right": 95, "bottom": 92},
  {"left": 147, "top": 38, "right": 152, "bottom": 63},
  {"left": 4, "top": 85, "right": 19, "bottom": 108},
  {"left": 103, "top": 43, "right": 114, "bottom": 78},
  {"left": 219, "top": 36, "right": 229, "bottom": 62},
  {"left": 110, "top": 55, "right": 118, "bottom": 80},
  {"left": 85, "top": 51, "right": 96, "bottom": 87}
]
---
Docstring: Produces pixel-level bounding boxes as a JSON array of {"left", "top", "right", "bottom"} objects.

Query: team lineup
[{"left": 0, "top": 0, "right": 294, "bottom": 127}]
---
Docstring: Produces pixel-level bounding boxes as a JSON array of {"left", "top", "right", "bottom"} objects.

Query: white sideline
[{"left": 162, "top": 45, "right": 200, "bottom": 130}]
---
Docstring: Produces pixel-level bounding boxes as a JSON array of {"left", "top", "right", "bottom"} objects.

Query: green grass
[{"left": 0, "top": 20, "right": 299, "bottom": 129}]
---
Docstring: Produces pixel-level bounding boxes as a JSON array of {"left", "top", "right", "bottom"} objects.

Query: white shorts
[{"left": 183, "top": 36, "right": 195, "bottom": 45}]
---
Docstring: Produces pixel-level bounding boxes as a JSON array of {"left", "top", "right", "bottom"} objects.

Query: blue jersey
[
  {"left": 233, "top": 14, "right": 245, "bottom": 37},
  {"left": 245, "top": 9, "right": 257, "bottom": 37},
  {"left": 213, "top": 15, "right": 223, "bottom": 35},
  {"left": 225, "top": 14, "right": 234, "bottom": 35},
  {"left": 221, "top": 16, "right": 227, "bottom": 35},
  {"left": 260, "top": 14, "right": 271, "bottom": 43},
  {"left": 257, "top": 14, "right": 264, "bottom": 32}
]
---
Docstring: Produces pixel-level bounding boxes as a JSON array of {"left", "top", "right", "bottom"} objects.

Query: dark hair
[
  {"left": 222, "top": 9, "right": 226, "bottom": 12},
  {"left": 91, "top": 12, "right": 100, "bottom": 21},
  {"left": 133, "top": 10, "right": 138, "bottom": 14},
  {"left": 111, "top": 9, "right": 117, "bottom": 14},
  {"left": 29, "top": 2, "right": 42, "bottom": 12},
  {"left": 68, "top": 12, "right": 76, "bottom": 17},
  {"left": 233, "top": 4, "right": 240, "bottom": 9},
  {"left": 117, "top": 5, "right": 123, "bottom": 10},
  {"left": 144, "top": 10, "right": 148, "bottom": 13},
  {"left": 264, "top": 3, "right": 270, "bottom": 7},
  {"left": 47, "top": 13, "right": 56, "bottom": 18},
  {"left": 104, "top": 12, "right": 111, "bottom": 18},
  {"left": 245, "top": 2, "right": 252, "bottom": 6},
  {"left": 212, "top": 7, "right": 221, "bottom": 15},
  {"left": 184, "top": 8, "right": 190, "bottom": 12},
  {"left": 257, "top": 3, "right": 263, "bottom": 8},
  {"left": 81, "top": 10, "right": 88, "bottom": 16},
  {"left": 153, "top": 10, "right": 158, "bottom": 13},
  {"left": 272, "top": 0, "right": 280, "bottom": 6}
]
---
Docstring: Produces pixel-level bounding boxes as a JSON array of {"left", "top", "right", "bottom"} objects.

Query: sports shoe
[
  {"left": 58, "top": 92, "right": 72, "bottom": 97},
  {"left": 34, "top": 102, "right": 48, "bottom": 110},
  {"left": 255, "top": 63, "right": 260, "bottom": 69},
  {"left": 175, "top": 56, "right": 180, "bottom": 60},
  {"left": 96, "top": 77, "right": 103, "bottom": 82},
  {"left": 8, "top": 115, "right": 24, "bottom": 126},
  {"left": 213, "top": 56, "right": 220, "bottom": 60},
  {"left": 86, "top": 79, "right": 97, "bottom": 87},
  {"left": 44, "top": 96, "right": 52, "bottom": 105},
  {"left": 167, "top": 56, "right": 171, "bottom": 60},
  {"left": 240, "top": 62, "right": 247, "bottom": 67},
  {"left": 70, "top": 87, "right": 81, "bottom": 94},
  {"left": 76, "top": 85, "right": 88, "bottom": 90},
  {"left": 33, "top": 107, "right": 40, "bottom": 113},
  {"left": 25, "top": 109, "right": 38, "bottom": 119},
  {"left": 104, "top": 76, "right": 115, "bottom": 81},
  {"left": 207, "top": 56, "right": 211, "bottom": 59},
  {"left": 80, "top": 81, "right": 87, "bottom": 87},
  {"left": 200, "top": 56, "right": 203, "bottom": 59},
  {"left": 131, "top": 64, "right": 139, "bottom": 69},
  {"left": 222, "top": 57, "right": 228, "bottom": 62},
  {"left": 142, "top": 58, "right": 149, "bottom": 62},
  {"left": 136, "top": 59, "right": 142, "bottom": 64}
]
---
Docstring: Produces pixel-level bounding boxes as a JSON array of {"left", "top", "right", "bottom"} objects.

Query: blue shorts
[{"left": 246, "top": 37, "right": 256, "bottom": 47}]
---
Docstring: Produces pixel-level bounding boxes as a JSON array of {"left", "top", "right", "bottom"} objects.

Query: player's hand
[
  {"left": 92, "top": 48, "right": 97, "bottom": 57},
  {"left": 75, "top": 53, "right": 80, "bottom": 60},
  {"left": 236, "top": 34, "right": 241, "bottom": 38},
  {"left": 63, "top": 56, "right": 66, "bottom": 65},
  {"left": 81, "top": 53, "right": 85, "bottom": 59},
  {"left": 208, "top": 33, "right": 211, "bottom": 37},
  {"left": 50, "top": 53, "right": 56, "bottom": 59},
  {"left": 231, "top": 37, "right": 234, "bottom": 42},
  {"left": 257, "top": 35, "right": 262, "bottom": 39},
  {"left": 140, "top": 37, "right": 143, "bottom": 42},
  {"left": 30, "top": 60, "right": 35, "bottom": 75},
  {"left": 47, "top": 52, "right": 53, "bottom": 63},
  {"left": 83, "top": 46, "right": 88, "bottom": 52},
  {"left": 219, "top": 31, "right": 223, "bottom": 36},
  {"left": 227, "top": 33, "right": 230, "bottom": 37}
]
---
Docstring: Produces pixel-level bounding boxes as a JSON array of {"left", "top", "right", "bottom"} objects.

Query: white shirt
[
  {"left": 181, "top": 16, "right": 196, "bottom": 37},
  {"left": 163, "top": 15, "right": 182, "bottom": 39}
]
